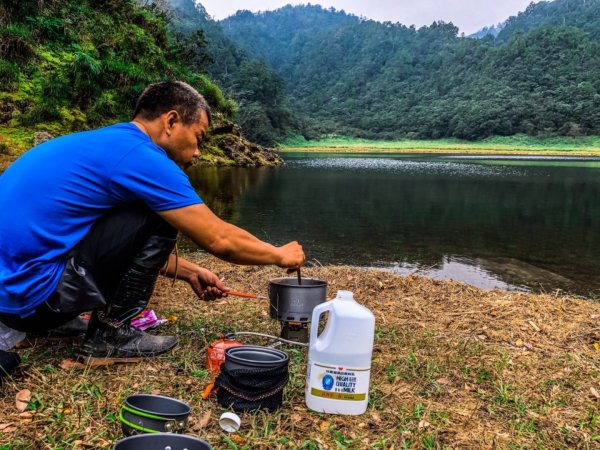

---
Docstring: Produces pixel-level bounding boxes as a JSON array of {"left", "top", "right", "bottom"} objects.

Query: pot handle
[{"left": 310, "top": 301, "right": 332, "bottom": 345}]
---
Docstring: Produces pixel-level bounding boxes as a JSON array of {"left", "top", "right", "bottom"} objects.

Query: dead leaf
[
  {"left": 370, "top": 411, "right": 381, "bottom": 423},
  {"left": 594, "top": 343, "right": 600, "bottom": 352},
  {"left": 230, "top": 435, "right": 245, "bottom": 445},
  {"left": 436, "top": 378, "right": 451, "bottom": 385},
  {"left": 150, "top": 389, "right": 161, "bottom": 395},
  {"left": 527, "top": 320, "right": 541, "bottom": 332},
  {"left": 515, "top": 339, "right": 524, "bottom": 347},
  {"left": 0, "top": 423, "right": 15, "bottom": 431},
  {"left": 192, "top": 411, "right": 212, "bottom": 430},
  {"left": 18, "top": 411, "right": 33, "bottom": 419},
  {"left": 591, "top": 387, "right": 600, "bottom": 399},
  {"left": 291, "top": 414, "right": 302, "bottom": 423},
  {"left": 15, "top": 389, "right": 31, "bottom": 412},
  {"left": 319, "top": 420, "right": 330, "bottom": 431},
  {"left": 418, "top": 420, "right": 431, "bottom": 429}
]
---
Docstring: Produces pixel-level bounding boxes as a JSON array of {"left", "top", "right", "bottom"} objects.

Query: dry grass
[{"left": 1, "top": 255, "right": 600, "bottom": 449}]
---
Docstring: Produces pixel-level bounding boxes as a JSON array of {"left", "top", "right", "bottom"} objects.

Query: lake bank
[
  {"left": 281, "top": 135, "right": 600, "bottom": 156},
  {"left": 2, "top": 256, "right": 599, "bottom": 448},
  {"left": 281, "top": 146, "right": 600, "bottom": 156}
]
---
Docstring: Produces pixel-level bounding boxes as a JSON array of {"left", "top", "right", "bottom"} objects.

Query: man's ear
[{"left": 164, "top": 110, "right": 180, "bottom": 135}]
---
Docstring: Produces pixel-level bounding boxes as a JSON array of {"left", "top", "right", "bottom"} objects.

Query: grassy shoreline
[{"left": 281, "top": 135, "right": 600, "bottom": 156}]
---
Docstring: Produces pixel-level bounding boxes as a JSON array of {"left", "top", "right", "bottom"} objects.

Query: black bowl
[{"left": 113, "top": 433, "right": 212, "bottom": 450}]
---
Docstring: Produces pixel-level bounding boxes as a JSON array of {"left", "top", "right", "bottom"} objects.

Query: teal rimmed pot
[
  {"left": 113, "top": 433, "right": 212, "bottom": 449},
  {"left": 119, "top": 394, "right": 191, "bottom": 436}
]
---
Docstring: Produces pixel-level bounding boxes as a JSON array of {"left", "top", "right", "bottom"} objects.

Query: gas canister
[{"left": 206, "top": 333, "right": 242, "bottom": 374}]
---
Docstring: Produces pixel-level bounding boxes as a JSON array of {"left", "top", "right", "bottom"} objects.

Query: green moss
[{"left": 0, "top": 126, "right": 35, "bottom": 156}]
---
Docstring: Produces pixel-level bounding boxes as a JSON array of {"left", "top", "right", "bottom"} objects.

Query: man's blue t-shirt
[{"left": 0, "top": 123, "right": 202, "bottom": 316}]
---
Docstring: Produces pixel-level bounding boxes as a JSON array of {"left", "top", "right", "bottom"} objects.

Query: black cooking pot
[
  {"left": 113, "top": 433, "right": 212, "bottom": 450},
  {"left": 224, "top": 345, "right": 289, "bottom": 371},
  {"left": 268, "top": 277, "right": 327, "bottom": 323},
  {"left": 119, "top": 394, "right": 191, "bottom": 436}
]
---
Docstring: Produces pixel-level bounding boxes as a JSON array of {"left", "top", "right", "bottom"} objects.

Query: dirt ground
[{"left": 1, "top": 254, "right": 599, "bottom": 449}]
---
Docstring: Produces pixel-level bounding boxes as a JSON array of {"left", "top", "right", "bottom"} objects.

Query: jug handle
[{"left": 310, "top": 301, "right": 332, "bottom": 344}]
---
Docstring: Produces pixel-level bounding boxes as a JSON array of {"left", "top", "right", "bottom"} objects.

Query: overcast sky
[{"left": 198, "top": 0, "right": 541, "bottom": 35}]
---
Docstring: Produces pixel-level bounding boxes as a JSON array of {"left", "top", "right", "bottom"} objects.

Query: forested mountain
[
  {"left": 165, "top": 0, "right": 300, "bottom": 145},
  {"left": 220, "top": 1, "right": 600, "bottom": 140}
]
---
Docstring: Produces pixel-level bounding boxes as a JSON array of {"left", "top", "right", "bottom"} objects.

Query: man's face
[{"left": 162, "top": 110, "right": 209, "bottom": 169}]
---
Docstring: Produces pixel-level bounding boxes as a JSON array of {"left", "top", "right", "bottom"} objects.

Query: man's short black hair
[{"left": 133, "top": 81, "right": 212, "bottom": 126}]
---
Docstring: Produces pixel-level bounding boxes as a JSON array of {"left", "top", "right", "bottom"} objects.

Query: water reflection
[
  {"left": 186, "top": 154, "right": 600, "bottom": 296},
  {"left": 185, "top": 165, "right": 271, "bottom": 219}
]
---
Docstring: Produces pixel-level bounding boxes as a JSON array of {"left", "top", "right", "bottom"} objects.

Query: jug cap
[{"left": 336, "top": 290, "right": 354, "bottom": 300}]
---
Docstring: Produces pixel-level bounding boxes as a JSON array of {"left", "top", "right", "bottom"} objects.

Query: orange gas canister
[{"left": 206, "top": 333, "right": 243, "bottom": 374}]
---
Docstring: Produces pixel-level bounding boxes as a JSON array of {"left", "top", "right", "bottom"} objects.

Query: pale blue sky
[{"left": 199, "top": 0, "right": 541, "bottom": 34}]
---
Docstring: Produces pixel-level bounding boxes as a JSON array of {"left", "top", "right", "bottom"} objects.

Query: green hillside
[
  {"left": 0, "top": 0, "right": 283, "bottom": 166},
  {"left": 220, "top": 1, "right": 600, "bottom": 141}
]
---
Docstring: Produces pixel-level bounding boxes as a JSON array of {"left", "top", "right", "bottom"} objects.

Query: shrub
[
  {"left": 0, "top": 24, "right": 34, "bottom": 62},
  {"left": 0, "top": 59, "right": 20, "bottom": 88}
]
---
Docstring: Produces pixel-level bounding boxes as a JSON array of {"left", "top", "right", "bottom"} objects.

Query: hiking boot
[{"left": 79, "top": 321, "right": 177, "bottom": 358}]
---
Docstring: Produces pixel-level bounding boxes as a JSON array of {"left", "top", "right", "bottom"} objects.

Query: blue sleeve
[{"left": 109, "top": 143, "right": 203, "bottom": 211}]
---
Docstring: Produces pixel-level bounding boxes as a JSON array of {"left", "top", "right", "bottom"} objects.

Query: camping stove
[{"left": 268, "top": 278, "right": 327, "bottom": 343}]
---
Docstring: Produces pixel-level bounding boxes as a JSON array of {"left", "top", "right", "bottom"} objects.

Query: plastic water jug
[{"left": 305, "top": 290, "right": 375, "bottom": 415}]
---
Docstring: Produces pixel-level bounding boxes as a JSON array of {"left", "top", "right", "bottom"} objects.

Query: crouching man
[{"left": 0, "top": 81, "right": 304, "bottom": 359}]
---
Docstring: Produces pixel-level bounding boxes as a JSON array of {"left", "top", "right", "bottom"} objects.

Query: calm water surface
[{"left": 186, "top": 153, "right": 600, "bottom": 296}]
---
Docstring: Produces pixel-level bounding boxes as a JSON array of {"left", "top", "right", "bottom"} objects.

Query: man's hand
[
  {"left": 161, "top": 255, "right": 229, "bottom": 301},
  {"left": 186, "top": 267, "right": 229, "bottom": 301},
  {"left": 276, "top": 241, "right": 305, "bottom": 269}
]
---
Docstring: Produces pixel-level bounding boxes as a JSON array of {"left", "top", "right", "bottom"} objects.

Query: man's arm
[{"left": 158, "top": 204, "right": 304, "bottom": 268}]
